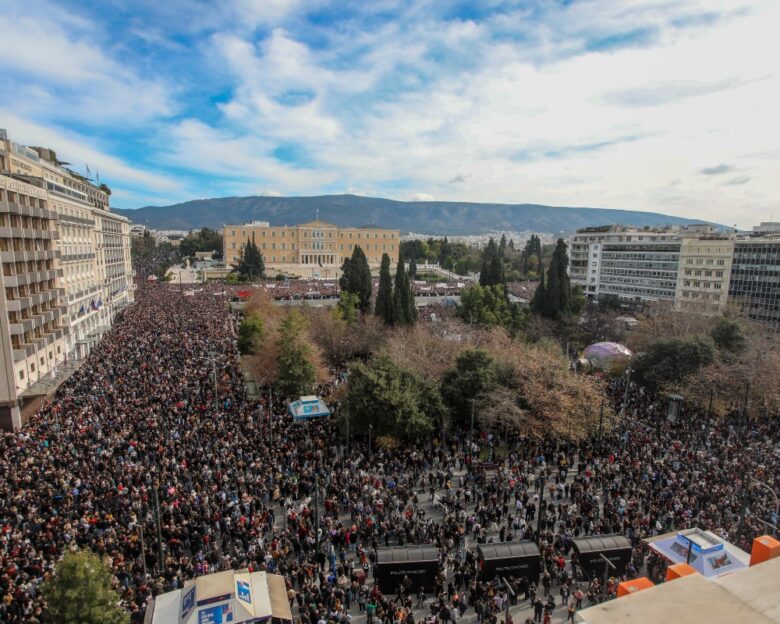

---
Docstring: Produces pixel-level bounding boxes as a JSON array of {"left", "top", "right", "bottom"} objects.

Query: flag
[{"left": 78, "top": 305, "right": 85, "bottom": 315}]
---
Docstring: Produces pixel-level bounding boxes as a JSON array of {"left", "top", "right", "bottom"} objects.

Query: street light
[
  {"left": 751, "top": 479, "right": 780, "bottom": 538},
  {"left": 368, "top": 424, "right": 373, "bottom": 464}
]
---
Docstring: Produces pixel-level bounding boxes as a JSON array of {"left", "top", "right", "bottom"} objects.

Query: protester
[{"left": 0, "top": 278, "right": 777, "bottom": 624}]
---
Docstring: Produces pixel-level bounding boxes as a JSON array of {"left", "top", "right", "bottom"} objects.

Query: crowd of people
[{"left": 0, "top": 279, "right": 778, "bottom": 624}]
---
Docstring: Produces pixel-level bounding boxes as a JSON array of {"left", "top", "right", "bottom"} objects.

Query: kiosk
[
  {"left": 374, "top": 546, "right": 440, "bottom": 593},
  {"left": 477, "top": 542, "right": 541, "bottom": 582}
]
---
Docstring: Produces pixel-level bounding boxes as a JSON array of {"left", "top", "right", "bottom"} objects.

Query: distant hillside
[{"left": 116, "top": 194, "right": 710, "bottom": 235}]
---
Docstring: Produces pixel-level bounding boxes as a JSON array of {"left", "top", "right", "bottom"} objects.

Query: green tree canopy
[
  {"left": 710, "top": 317, "right": 746, "bottom": 353},
  {"left": 441, "top": 349, "right": 502, "bottom": 427},
  {"left": 457, "top": 284, "right": 512, "bottom": 327},
  {"left": 530, "top": 238, "right": 572, "bottom": 319},
  {"left": 340, "top": 245, "right": 373, "bottom": 313},
  {"left": 344, "top": 355, "right": 444, "bottom": 439},
  {"left": 43, "top": 549, "right": 129, "bottom": 624},
  {"left": 180, "top": 227, "right": 223, "bottom": 259},
  {"left": 275, "top": 311, "right": 316, "bottom": 398},
  {"left": 479, "top": 238, "right": 505, "bottom": 287},
  {"left": 632, "top": 335, "right": 716, "bottom": 389},
  {"left": 374, "top": 253, "right": 394, "bottom": 324},
  {"left": 236, "top": 240, "right": 265, "bottom": 280},
  {"left": 237, "top": 314, "right": 264, "bottom": 355},
  {"left": 391, "top": 253, "right": 416, "bottom": 326},
  {"left": 334, "top": 291, "right": 360, "bottom": 325}
]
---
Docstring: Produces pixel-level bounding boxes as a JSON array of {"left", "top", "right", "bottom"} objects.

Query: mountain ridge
[{"left": 115, "top": 194, "right": 712, "bottom": 235}]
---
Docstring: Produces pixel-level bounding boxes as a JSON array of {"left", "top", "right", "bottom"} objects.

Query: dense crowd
[{"left": 0, "top": 282, "right": 777, "bottom": 624}]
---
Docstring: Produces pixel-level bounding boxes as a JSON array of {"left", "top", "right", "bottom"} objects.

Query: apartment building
[
  {"left": 0, "top": 173, "right": 67, "bottom": 430},
  {"left": 223, "top": 219, "right": 400, "bottom": 279},
  {"left": 0, "top": 130, "right": 134, "bottom": 429},
  {"left": 674, "top": 233, "right": 734, "bottom": 313},
  {"left": 568, "top": 226, "right": 681, "bottom": 301},
  {"left": 729, "top": 238, "right": 780, "bottom": 330}
]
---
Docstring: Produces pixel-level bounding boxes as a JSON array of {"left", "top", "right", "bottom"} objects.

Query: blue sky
[{"left": 0, "top": 0, "right": 777, "bottom": 227}]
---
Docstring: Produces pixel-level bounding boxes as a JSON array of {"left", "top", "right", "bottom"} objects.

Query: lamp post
[
  {"left": 368, "top": 424, "right": 373, "bottom": 464},
  {"left": 469, "top": 398, "right": 476, "bottom": 452},
  {"left": 620, "top": 368, "right": 632, "bottom": 444},
  {"left": 598, "top": 397, "right": 605, "bottom": 443},
  {"left": 751, "top": 480, "right": 780, "bottom": 538},
  {"left": 536, "top": 474, "right": 546, "bottom": 537}
]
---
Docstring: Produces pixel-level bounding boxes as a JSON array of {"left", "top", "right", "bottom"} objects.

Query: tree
[
  {"left": 341, "top": 246, "right": 372, "bottom": 313},
  {"left": 710, "top": 317, "right": 746, "bottom": 353},
  {"left": 43, "top": 549, "right": 129, "bottom": 624},
  {"left": 530, "top": 239, "right": 572, "bottom": 319},
  {"left": 632, "top": 335, "right": 716, "bottom": 389},
  {"left": 479, "top": 238, "right": 505, "bottom": 288},
  {"left": 237, "top": 240, "right": 265, "bottom": 280},
  {"left": 441, "top": 349, "right": 502, "bottom": 427},
  {"left": 498, "top": 234, "right": 507, "bottom": 257},
  {"left": 408, "top": 255, "right": 417, "bottom": 280},
  {"left": 391, "top": 253, "right": 416, "bottom": 326},
  {"left": 237, "top": 314, "right": 264, "bottom": 355},
  {"left": 334, "top": 291, "right": 360, "bottom": 325},
  {"left": 343, "top": 355, "right": 444, "bottom": 439},
  {"left": 180, "top": 227, "right": 223, "bottom": 259},
  {"left": 275, "top": 311, "right": 316, "bottom": 398},
  {"left": 457, "top": 284, "right": 512, "bottom": 327},
  {"left": 374, "top": 253, "right": 394, "bottom": 324}
]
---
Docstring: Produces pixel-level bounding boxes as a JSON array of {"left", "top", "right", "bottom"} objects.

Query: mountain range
[{"left": 115, "top": 194, "right": 710, "bottom": 235}]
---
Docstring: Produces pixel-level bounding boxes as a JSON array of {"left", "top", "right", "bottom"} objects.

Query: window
[{"left": 19, "top": 370, "right": 24, "bottom": 380}]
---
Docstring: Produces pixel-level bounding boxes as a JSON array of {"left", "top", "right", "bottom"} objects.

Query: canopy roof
[
  {"left": 644, "top": 529, "right": 749, "bottom": 578},
  {"left": 144, "top": 570, "right": 292, "bottom": 624},
  {"left": 576, "top": 557, "right": 780, "bottom": 624},
  {"left": 376, "top": 545, "right": 439, "bottom": 563},
  {"left": 478, "top": 541, "right": 540, "bottom": 560},
  {"left": 583, "top": 342, "right": 632, "bottom": 366}
]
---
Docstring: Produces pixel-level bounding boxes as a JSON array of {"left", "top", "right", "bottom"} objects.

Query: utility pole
[
  {"left": 313, "top": 478, "right": 321, "bottom": 551},
  {"left": 345, "top": 403, "right": 350, "bottom": 456},
  {"left": 620, "top": 368, "right": 632, "bottom": 445},
  {"left": 470, "top": 398, "right": 476, "bottom": 452},
  {"left": 536, "top": 474, "right": 546, "bottom": 537},
  {"left": 153, "top": 487, "right": 164, "bottom": 575},
  {"left": 138, "top": 524, "right": 148, "bottom": 579},
  {"left": 211, "top": 354, "right": 218, "bottom": 411},
  {"left": 501, "top": 577, "right": 515, "bottom": 624},
  {"left": 598, "top": 398, "right": 605, "bottom": 442}
]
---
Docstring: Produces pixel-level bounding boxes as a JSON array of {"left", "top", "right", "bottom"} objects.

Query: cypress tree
[
  {"left": 554, "top": 239, "right": 571, "bottom": 314},
  {"left": 340, "top": 246, "right": 372, "bottom": 313},
  {"left": 544, "top": 252, "right": 561, "bottom": 318},
  {"left": 375, "top": 253, "right": 394, "bottom": 324},
  {"left": 408, "top": 255, "right": 417, "bottom": 280},
  {"left": 402, "top": 266, "right": 417, "bottom": 325},
  {"left": 530, "top": 266, "right": 546, "bottom": 313},
  {"left": 392, "top": 254, "right": 407, "bottom": 325}
]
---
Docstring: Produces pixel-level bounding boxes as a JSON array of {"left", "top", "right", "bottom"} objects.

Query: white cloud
[
  {"left": 0, "top": 0, "right": 174, "bottom": 125},
  {"left": 260, "top": 190, "right": 283, "bottom": 196},
  {"left": 0, "top": 111, "right": 181, "bottom": 193}
]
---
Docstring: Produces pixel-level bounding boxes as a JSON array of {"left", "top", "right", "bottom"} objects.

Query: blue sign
[
  {"left": 198, "top": 603, "right": 234, "bottom": 624},
  {"left": 236, "top": 580, "right": 251, "bottom": 603},
  {"left": 180, "top": 586, "right": 196, "bottom": 623}
]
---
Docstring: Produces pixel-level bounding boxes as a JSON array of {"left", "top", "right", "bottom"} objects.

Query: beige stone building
[
  {"left": 223, "top": 220, "right": 400, "bottom": 278},
  {"left": 674, "top": 232, "right": 735, "bottom": 313},
  {"left": 0, "top": 129, "right": 134, "bottom": 430},
  {"left": 0, "top": 173, "right": 67, "bottom": 430}
]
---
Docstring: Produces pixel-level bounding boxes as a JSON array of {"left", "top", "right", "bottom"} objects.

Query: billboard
[
  {"left": 180, "top": 582, "right": 197, "bottom": 624},
  {"left": 197, "top": 602, "right": 234, "bottom": 624}
]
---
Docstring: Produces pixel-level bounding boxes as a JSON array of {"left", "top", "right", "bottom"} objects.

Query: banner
[
  {"left": 197, "top": 602, "right": 234, "bottom": 624},
  {"left": 179, "top": 581, "right": 197, "bottom": 624}
]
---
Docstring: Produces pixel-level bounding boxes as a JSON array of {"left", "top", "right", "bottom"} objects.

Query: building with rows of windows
[
  {"left": 0, "top": 129, "right": 133, "bottom": 430},
  {"left": 223, "top": 220, "right": 400, "bottom": 279},
  {"left": 567, "top": 223, "right": 780, "bottom": 330}
]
